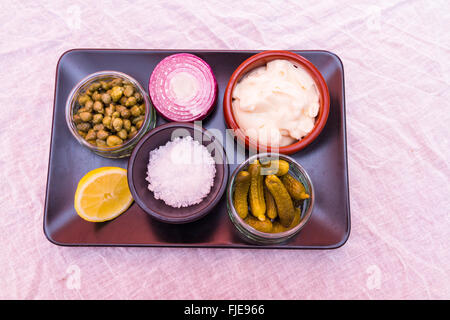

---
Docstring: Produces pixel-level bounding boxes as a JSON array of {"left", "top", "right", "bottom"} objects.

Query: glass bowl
[
  {"left": 65, "top": 71, "right": 156, "bottom": 158},
  {"left": 227, "top": 153, "right": 314, "bottom": 245}
]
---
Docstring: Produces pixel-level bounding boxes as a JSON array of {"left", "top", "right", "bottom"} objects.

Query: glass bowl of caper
[
  {"left": 65, "top": 71, "right": 157, "bottom": 158},
  {"left": 227, "top": 153, "right": 315, "bottom": 245}
]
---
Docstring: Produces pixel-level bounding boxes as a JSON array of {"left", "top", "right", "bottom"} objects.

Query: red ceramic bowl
[{"left": 223, "top": 50, "right": 330, "bottom": 155}]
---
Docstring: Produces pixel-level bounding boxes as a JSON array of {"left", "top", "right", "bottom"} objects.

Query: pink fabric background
[{"left": 0, "top": 0, "right": 449, "bottom": 299}]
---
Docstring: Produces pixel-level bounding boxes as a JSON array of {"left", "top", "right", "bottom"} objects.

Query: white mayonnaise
[{"left": 232, "top": 59, "right": 320, "bottom": 147}]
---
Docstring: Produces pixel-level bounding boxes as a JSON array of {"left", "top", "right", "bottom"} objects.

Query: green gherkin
[
  {"left": 233, "top": 171, "right": 251, "bottom": 219},
  {"left": 265, "top": 175, "right": 295, "bottom": 227}
]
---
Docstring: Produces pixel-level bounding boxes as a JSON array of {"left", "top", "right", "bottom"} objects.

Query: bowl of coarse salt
[{"left": 127, "top": 122, "right": 229, "bottom": 224}]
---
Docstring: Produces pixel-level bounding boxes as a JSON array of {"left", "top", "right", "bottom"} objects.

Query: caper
[
  {"left": 112, "top": 118, "right": 123, "bottom": 132},
  {"left": 115, "top": 105, "right": 126, "bottom": 113},
  {"left": 105, "top": 104, "right": 115, "bottom": 116},
  {"left": 85, "top": 129, "right": 96, "bottom": 141},
  {"left": 77, "top": 130, "right": 86, "bottom": 138},
  {"left": 92, "top": 91, "right": 102, "bottom": 101},
  {"left": 96, "top": 139, "right": 107, "bottom": 147},
  {"left": 139, "top": 104, "right": 146, "bottom": 114},
  {"left": 76, "top": 122, "right": 91, "bottom": 132},
  {"left": 79, "top": 112, "right": 93, "bottom": 122},
  {"left": 84, "top": 100, "right": 94, "bottom": 112},
  {"left": 123, "top": 85, "right": 134, "bottom": 97},
  {"left": 134, "top": 92, "right": 142, "bottom": 102},
  {"left": 77, "top": 107, "right": 87, "bottom": 114},
  {"left": 130, "top": 105, "right": 141, "bottom": 117},
  {"left": 111, "top": 78, "right": 123, "bottom": 87},
  {"left": 119, "top": 96, "right": 128, "bottom": 105},
  {"left": 93, "top": 101, "right": 104, "bottom": 113},
  {"left": 129, "top": 126, "right": 137, "bottom": 139},
  {"left": 73, "top": 114, "right": 82, "bottom": 124},
  {"left": 97, "top": 129, "right": 109, "bottom": 140},
  {"left": 121, "top": 108, "right": 131, "bottom": 119},
  {"left": 101, "top": 93, "right": 112, "bottom": 105},
  {"left": 102, "top": 116, "right": 112, "bottom": 129},
  {"left": 111, "top": 86, "right": 123, "bottom": 102},
  {"left": 92, "top": 113, "right": 103, "bottom": 124},
  {"left": 125, "top": 96, "right": 137, "bottom": 107},
  {"left": 112, "top": 111, "right": 120, "bottom": 118},
  {"left": 100, "top": 81, "right": 111, "bottom": 90},
  {"left": 117, "top": 129, "right": 128, "bottom": 140},
  {"left": 89, "top": 82, "right": 101, "bottom": 92},
  {"left": 106, "top": 135, "right": 123, "bottom": 147},
  {"left": 78, "top": 94, "right": 91, "bottom": 106},
  {"left": 123, "top": 119, "right": 131, "bottom": 131},
  {"left": 93, "top": 123, "right": 104, "bottom": 131},
  {"left": 136, "top": 120, "right": 143, "bottom": 130}
]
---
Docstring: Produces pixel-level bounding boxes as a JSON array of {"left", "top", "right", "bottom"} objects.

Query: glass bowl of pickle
[
  {"left": 65, "top": 71, "right": 156, "bottom": 158},
  {"left": 227, "top": 153, "right": 314, "bottom": 245}
]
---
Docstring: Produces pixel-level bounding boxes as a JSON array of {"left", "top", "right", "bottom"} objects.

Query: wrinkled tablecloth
[{"left": 0, "top": 0, "right": 449, "bottom": 299}]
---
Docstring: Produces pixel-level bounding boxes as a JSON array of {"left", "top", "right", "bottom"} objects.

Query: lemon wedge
[{"left": 74, "top": 167, "right": 133, "bottom": 222}]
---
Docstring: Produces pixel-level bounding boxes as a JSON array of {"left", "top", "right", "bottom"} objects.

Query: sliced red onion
[{"left": 149, "top": 53, "right": 217, "bottom": 122}]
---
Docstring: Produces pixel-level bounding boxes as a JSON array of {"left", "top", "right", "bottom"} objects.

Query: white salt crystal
[{"left": 145, "top": 136, "right": 216, "bottom": 208}]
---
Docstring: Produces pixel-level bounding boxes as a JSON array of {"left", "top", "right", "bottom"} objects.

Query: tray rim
[{"left": 43, "top": 48, "right": 351, "bottom": 250}]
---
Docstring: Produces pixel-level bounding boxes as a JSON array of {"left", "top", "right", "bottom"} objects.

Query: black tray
[{"left": 44, "top": 49, "right": 350, "bottom": 249}]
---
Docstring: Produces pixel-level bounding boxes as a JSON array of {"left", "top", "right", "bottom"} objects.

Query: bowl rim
[
  {"left": 227, "top": 152, "right": 315, "bottom": 242},
  {"left": 127, "top": 122, "right": 229, "bottom": 224},
  {"left": 65, "top": 70, "right": 155, "bottom": 154},
  {"left": 223, "top": 50, "right": 330, "bottom": 155}
]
